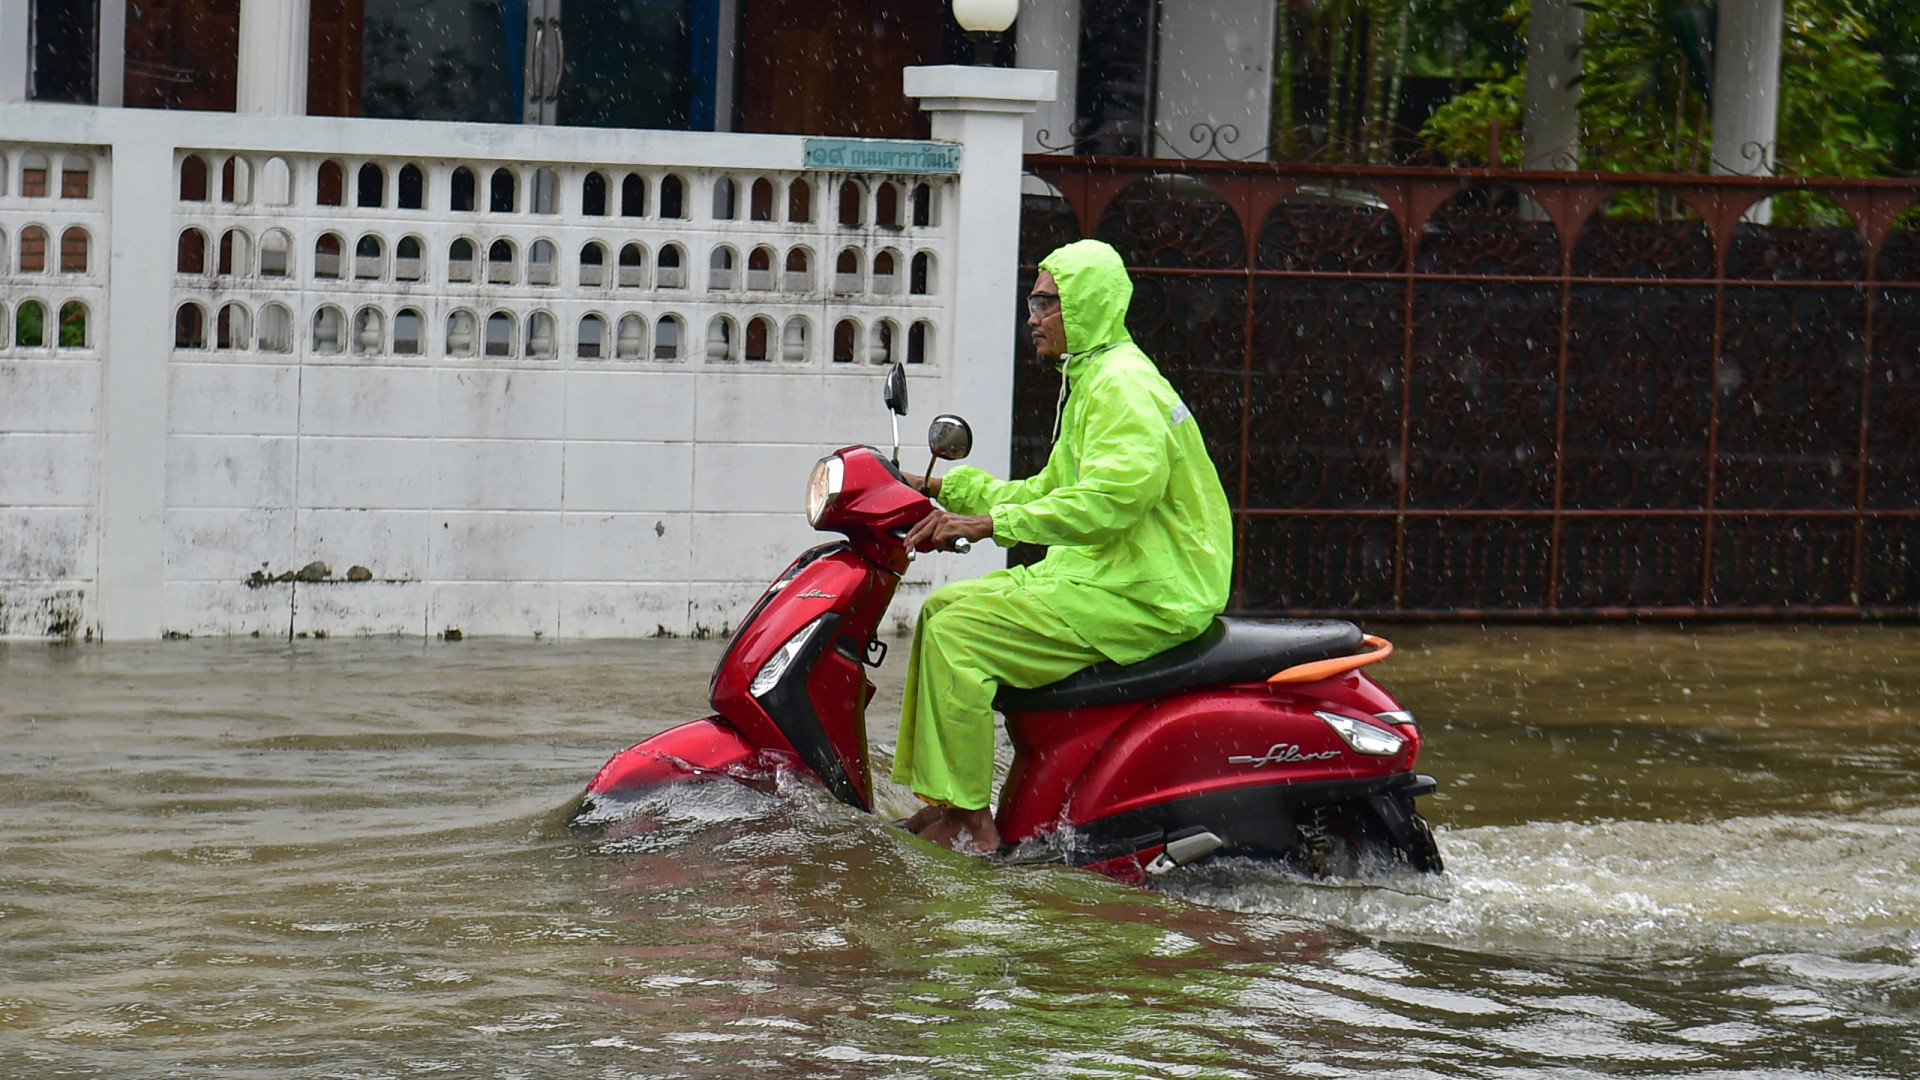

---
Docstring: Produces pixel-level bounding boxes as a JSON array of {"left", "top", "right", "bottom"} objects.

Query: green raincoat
[{"left": 890, "top": 239, "right": 1234, "bottom": 811}]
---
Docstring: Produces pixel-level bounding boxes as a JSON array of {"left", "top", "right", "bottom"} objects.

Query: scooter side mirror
[
  {"left": 927, "top": 415, "right": 972, "bottom": 461},
  {"left": 882, "top": 362, "right": 909, "bottom": 417}
]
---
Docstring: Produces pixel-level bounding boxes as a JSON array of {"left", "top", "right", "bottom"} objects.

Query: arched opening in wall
[
  {"left": 16, "top": 300, "right": 46, "bottom": 346},
  {"left": 20, "top": 152, "right": 47, "bottom": 196},
  {"left": 62, "top": 154, "right": 91, "bottom": 199},
  {"left": 745, "top": 316, "right": 773, "bottom": 361},
  {"left": 582, "top": 171, "right": 608, "bottom": 216},
  {"left": 59, "top": 228, "right": 88, "bottom": 274},
  {"left": 259, "top": 304, "right": 293, "bottom": 353},
  {"left": 712, "top": 176, "right": 736, "bottom": 219},
  {"left": 872, "top": 249, "right": 898, "bottom": 295},
  {"left": 316, "top": 159, "right": 344, "bottom": 206},
  {"left": 0, "top": 229, "right": 7, "bottom": 272},
  {"left": 869, "top": 320, "right": 893, "bottom": 364},
  {"left": 657, "top": 244, "right": 684, "bottom": 288},
  {"left": 354, "top": 307, "right": 384, "bottom": 354},
  {"left": 784, "top": 247, "right": 813, "bottom": 291},
  {"left": 174, "top": 302, "right": 206, "bottom": 349},
  {"left": 876, "top": 183, "right": 900, "bottom": 228},
  {"left": 446, "top": 310, "right": 478, "bottom": 356},
  {"left": 532, "top": 168, "right": 557, "bottom": 214},
  {"left": 487, "top": 239, "right": 515, "bottom": 284},
  {"left": 910, "top": 251, "right": 934, "bottom": 294},
  {"left": 617, "top": 242, "right": 646, "bottom": 287},
  {"left": 912, "top": 183, "right": 933, "bottom": 226},
  {"left": 781, "top": 317, "right": 808, "bottom": 362},
  {"left": 16, "top": 226, "right": 46, "bottom": 273},
  {"left": 218, "top": 229, "right": 249, "bottom": 276},
  {"left": 654, "top": 314, "right": 681, "bottom": 360},
  {"left": 178, "top": 153, "right": 207, "bottom": 201},
  {"left": 838, "top": 180, "right": 863, "bottom": 226},
  {"left": 221, "top": 156, "right": 250, "bottom": 202},
  {"left": 260, "top": 230, "right": 292, "bottom": 277},
  {"left": 833, "top": 318, "right": 858, "bottom": 363},
  {"left": 579, "top": 241, "right": 606, "bottom": 286},
  {"left": 622, "top": 173, "right": 645, "bottom": 216},
  {"left": 834, "top": 248, "right": 861, "bottom": 294},
  {"left": 750, "top": 178, "right": 773, "bottom": 220},
  {"left": 526, "top": 311, "right": 557, "bottom": 358},
  {"left": 529, "top": 239, "right": 557, "bottom": 285},
  {"left": 709, "top": 246, "right": 735, "bottom": 291},
  {"left": 490, "top": 168, "right": 516, "bottom": 212},
  {"left": 705, "top": 315, "right": 736, "bottom": 361},
  {"left": 312, "top": 307, "right": 345, "bottom": 353},
  {"left": 398, "top": 164, "right": 424, "bottom": 209},
  {"left": 354, "top": 234, "right": 384, "bottom": 279},
  {"left": 660, "top": 174, "right": 684, "bottom": 218},
  {"left": 174, "top": 228, "right": 205, "bottom": 275},
  {"left": 747, "top": 246, "right": 774, "bottom": 290},
  {"left": 577, "top": 314, "right": 606, "bottom": 359},
  {"left": 262, "top": 157, "right": 291, "bottom": 205},
  {"left": 0, "top": 153, "right": 8, "bottom": 197},
  {"left": 448, "top": 238, "right": 476, "bottom": 281},
  {"left": 789, "top": 178, "right": 811, "bottom": 222},
  {"left": 615, "top": 314, "right": 646, "bottom": 360},
  {"left": 396, "top": 235, "right": 424, "bottom": 281},
  {"left": 908, "top": 320, "right": 931, "bottom": 364},
  {"left": 451, "top": 167, "right": 476, "bottom": 211},
  {"left": 359, "top": 161, "right": 384, "bottom": 205},
  {"left": 394, "top": 308, "right": 423, "bottom": 355},
  {"left": 484, "top": 311, "right": 514, "bottom": 356},
  {"left": 57, "top": 301, "right": 87, "bottom": 348},
  {"left": 314, "top": 233, "right": 344, "bottom": 279},
  {"left": 216, "top": 302, "right": 250, "bottom": 350},
  {"left": 0, "top": 301, "right": 9, "bottom": 347}
]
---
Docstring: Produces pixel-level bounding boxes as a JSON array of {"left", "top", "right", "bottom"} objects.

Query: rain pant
[{"left": 891, "top": 239, "right": 1235, "bottom": 811}]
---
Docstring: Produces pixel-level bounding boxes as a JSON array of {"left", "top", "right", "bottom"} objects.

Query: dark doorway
[
  {"left": 736, "top": 0, "right": 947, "bottom": 138},
  {"left": 30, "top": 0, "right": 99, "bottom": 104},
  {"left": 1076, "top": 0, "right": 1157, "bottom": 156},
  {"left": 124, "top": 0, "right": 240, "bottom": 110}
]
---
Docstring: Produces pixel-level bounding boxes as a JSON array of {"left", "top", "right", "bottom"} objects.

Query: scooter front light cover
[
  {"left": 1315, "top": 710, "right": 1405, "bottom": 756},
  {"left": 751, "top": 616, "right": 826, "bottom": 698},
  {"left": 805, "top": 455, "right": 844, "bottom": 527}
]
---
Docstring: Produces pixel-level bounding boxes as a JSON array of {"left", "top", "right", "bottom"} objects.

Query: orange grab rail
[{"left": 1267, "top": 635, "right": 1393, "bottom": 685}]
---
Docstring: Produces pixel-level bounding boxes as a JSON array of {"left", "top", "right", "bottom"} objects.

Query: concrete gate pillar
[
  {"left": 1711, "top": 0, "right": 1783, "bottom": 176},
  {"left": 903, "top": 64, "right": 1055, "bottom": 581},
  {"left": 1522, "top": 0, "right": 1584, "bottom": 169},
  {"left": 238, "top": 0, "right": 311, "bottom": 114}
]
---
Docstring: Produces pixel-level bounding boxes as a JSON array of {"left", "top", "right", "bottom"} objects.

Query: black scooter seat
[{"left": 993, "top": 617, "right": 1365, "bottom": 714}]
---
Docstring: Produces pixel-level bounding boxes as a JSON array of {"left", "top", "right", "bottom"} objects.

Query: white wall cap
[{"left": 903, "top": 65, "right": 1057, "bottom": 115}]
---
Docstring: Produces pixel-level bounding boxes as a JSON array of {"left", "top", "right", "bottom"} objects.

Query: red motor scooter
[{"left": 571, "top": 365, "right": 1442, "bottom": 883}]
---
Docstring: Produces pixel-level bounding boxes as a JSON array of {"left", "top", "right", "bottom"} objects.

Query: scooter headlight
[
  {"left": 1315, "top": 710, "right": 1405, "bottom": 756},
  {"left": 806, "top": 455, "right": 844, "bottom": 527},
  {"left": 751, "top": 617, "right": 826, "bottom": 698}
]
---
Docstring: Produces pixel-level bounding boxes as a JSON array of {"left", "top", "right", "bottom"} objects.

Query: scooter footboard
[{"left": 579, "top": 716, "right": 756, "bottom": 805}]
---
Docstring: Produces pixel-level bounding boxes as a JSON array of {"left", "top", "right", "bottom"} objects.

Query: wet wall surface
[{"left": 3, "top": 625, "right": 1918, "bottom": 1076}]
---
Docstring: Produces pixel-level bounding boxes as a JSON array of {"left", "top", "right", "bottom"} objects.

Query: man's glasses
[{"left": 1027, "top": 291, "right": 1060, "bottom": 317}]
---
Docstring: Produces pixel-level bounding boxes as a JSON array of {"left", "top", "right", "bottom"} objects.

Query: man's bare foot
[
  {"left": 919, "top": 807, "right": 1001, "bottom": 855},
  {"left": 900, "top": 803, "right": 947, "bottom": 834}
]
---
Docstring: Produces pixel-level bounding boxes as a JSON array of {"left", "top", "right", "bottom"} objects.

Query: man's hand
[
  {"left": 901, "top": 472, "right": 942, "bottom": 497},
  {"left": 904, "top": 508, "right": 993, "bottom": 553}
]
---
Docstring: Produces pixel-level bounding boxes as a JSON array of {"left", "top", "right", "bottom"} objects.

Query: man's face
[{"left": 1028, "top": 270, "right": 1067, "bottom": 360}]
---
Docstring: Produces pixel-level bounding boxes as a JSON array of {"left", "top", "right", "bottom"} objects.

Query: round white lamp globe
[{"left": 952, "top": 0, "right": 1018, "bottom": 34}]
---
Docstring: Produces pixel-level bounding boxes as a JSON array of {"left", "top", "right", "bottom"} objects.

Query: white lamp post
[{"left": 952, "top": 0, "right": 1018, "bottom": 65}]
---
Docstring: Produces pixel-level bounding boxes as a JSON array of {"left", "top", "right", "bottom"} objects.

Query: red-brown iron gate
[{"left": 1015, "top": 158, "right": 1920, "bottom": 618}]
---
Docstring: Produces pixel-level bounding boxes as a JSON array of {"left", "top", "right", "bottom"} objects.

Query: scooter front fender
[{"left": 580, "top": 716, "right": 756, "bottom": 802}]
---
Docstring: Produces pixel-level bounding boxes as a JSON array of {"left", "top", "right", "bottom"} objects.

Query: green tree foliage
[{"left": 1419, "top": 0, "right": 1897, "bottom": 186}]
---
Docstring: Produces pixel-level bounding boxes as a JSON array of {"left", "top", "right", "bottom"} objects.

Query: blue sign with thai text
[{"left": 802, "top": 138, "right": 960, "bottom": 174}]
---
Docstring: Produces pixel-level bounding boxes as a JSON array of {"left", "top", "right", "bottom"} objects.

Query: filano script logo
[{"left": 1228, "top": 743, "right": 1341, "bottom": 768}]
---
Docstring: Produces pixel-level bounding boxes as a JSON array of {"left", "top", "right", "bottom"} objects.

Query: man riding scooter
[{"left": 896, "top": 239, "right": 1235, "bottom": 854}]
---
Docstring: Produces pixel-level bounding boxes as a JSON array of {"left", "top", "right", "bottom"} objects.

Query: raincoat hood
[{"left": 1040, "top": 240, "right": 1134, "bottom": 361}]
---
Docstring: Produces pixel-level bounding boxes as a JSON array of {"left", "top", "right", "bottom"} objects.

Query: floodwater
[{"left": 4, "top": 624, "right": 1920, "bottom": 1078}]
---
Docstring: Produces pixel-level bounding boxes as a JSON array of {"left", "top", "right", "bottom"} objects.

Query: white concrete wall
[
  {"left": 0, "top": 104, "right": 1009, "bottom": 639},
  {"left": 1152, "top": 0, "right": 1274, "bottom": 161}
]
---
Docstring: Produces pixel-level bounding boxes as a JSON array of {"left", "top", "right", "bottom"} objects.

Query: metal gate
[{"left": 1015, "top": 158, "right": 1920, "bottom": 618}]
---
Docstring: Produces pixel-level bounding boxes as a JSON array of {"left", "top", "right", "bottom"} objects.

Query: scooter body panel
[{"left": 583, "top": 715, "right": 756, "bottom": 796}]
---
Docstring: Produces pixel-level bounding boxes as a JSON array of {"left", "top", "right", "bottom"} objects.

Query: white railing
[{"left": 0, "top": 68, "right": 1050, "bottom": 640}]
